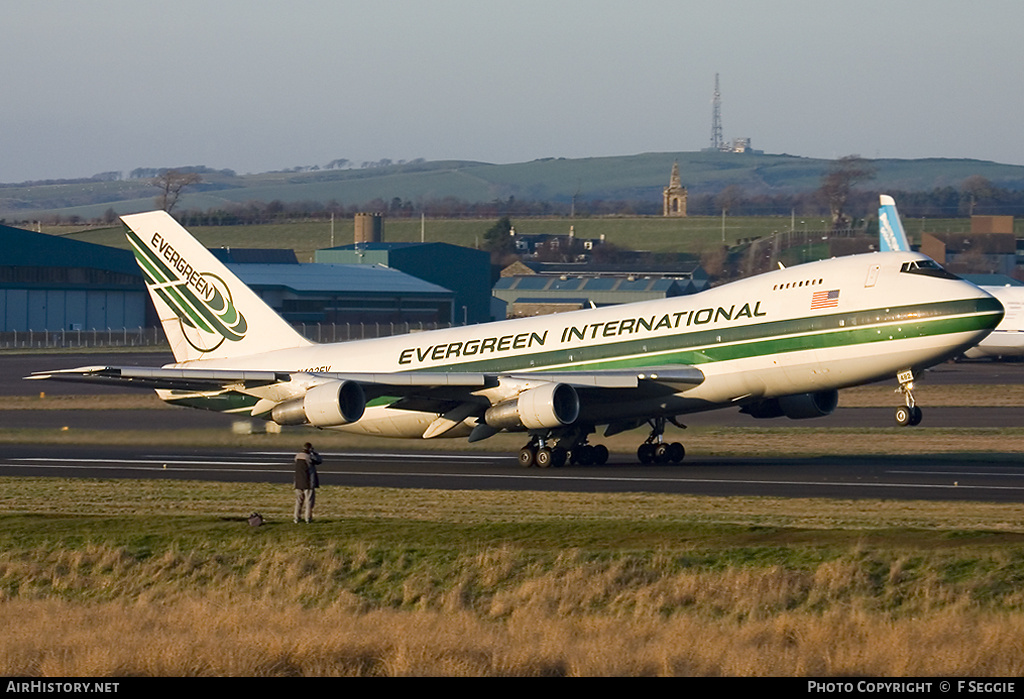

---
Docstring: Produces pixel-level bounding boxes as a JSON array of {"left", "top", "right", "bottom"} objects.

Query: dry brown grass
[{"left": 3, "top": 558, "right": 1024, "bottom": 676}]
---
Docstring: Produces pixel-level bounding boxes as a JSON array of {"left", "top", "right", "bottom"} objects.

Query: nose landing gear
[{"left": 894, "top": 369, "right": 923, "bottom": 426}]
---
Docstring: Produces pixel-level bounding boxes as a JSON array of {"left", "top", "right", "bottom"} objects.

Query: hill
[{"left": 3, "top": 151, "right": 1024, "bottom": 221}]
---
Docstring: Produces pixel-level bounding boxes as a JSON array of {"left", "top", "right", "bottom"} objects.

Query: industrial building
[
  {"left": 919, "top": 216, "right": 1018, "bottom": 276},
  {"left": 0, "top": 223, "right": 149, "bottom": 332},
  {"left": 494, "top": 259, "right": 708, "bottom": 317},
  {"left": 214, "top": 247, "right": 455, "bottom": 326},
  {"left": 0, "top": 224, "right": 456, "bottom": 333},
  {"left": 316, "top": 241, "right": 493, "bottom": 324}
]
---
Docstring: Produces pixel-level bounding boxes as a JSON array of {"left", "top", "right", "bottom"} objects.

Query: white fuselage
[
  {"left": 164, "top": 251, "right": 1000, "bottom": 438},
  {"left": 963, "top": 285, "right": 1024, "bottom": 359}
]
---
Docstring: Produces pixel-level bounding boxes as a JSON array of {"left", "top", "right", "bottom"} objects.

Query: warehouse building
[
  {"left": 0, "top": 223, "right": 148, "bottom": 332},
  {"left": 0, "top": 225, "right": 455, "bottom": 333},
  {"left": 213, "top": 248, "right": 455, "bottom": 326},
  {"left": 316, "top": 241, "right": 493, "bottom": 324},
  {"left": 493, "top": 259, "right": 708, "bottom": 317}
]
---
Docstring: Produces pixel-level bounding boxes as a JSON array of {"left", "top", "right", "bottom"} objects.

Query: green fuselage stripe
[{"left": 403, "top": 297, "right": 1003, "bottom": 374}]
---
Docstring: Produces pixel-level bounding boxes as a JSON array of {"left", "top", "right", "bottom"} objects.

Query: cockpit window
[{"left": 900, "top": 259, "right": 960, "bottom": 280}]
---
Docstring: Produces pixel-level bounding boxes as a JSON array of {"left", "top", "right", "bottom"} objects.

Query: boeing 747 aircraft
[
  {"left": 30, "top": 205, "right": 1002, "bottom": 466},
  {"left": 879, "top": 194, "right": 1024, "bottom": 360}
]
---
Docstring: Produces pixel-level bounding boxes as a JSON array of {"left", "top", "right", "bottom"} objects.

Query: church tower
[{"left": 663, "top": 162, "right": 687, "bottom": 217}]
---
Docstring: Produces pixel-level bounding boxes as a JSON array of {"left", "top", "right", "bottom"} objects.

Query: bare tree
[
  {"left": 961, "top": 175, "right": 994, "bottom": 216},
  {"left": 819, "top": 155, "right": 875, "bottom": 229},
  {"left": 700, "top": 244, "right": 730, "bottom": 281},
  {"left": 715, "top": 185, "right": 745, "bottom": 216},
  {"left": 152, "top": 169, "right": 203, "bottom": 213}
]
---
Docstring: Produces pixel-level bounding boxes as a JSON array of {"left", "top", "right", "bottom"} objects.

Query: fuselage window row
[{"left": 772, "top": 278, "right": 825, "bottom": 291}]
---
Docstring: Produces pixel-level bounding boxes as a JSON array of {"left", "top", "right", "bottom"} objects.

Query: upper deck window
[{"left": 900, "top": 259, "right": 960, "bottom": 280}]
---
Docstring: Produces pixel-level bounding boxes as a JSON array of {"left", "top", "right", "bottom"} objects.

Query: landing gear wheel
[
  {"left": 592, "top": 444, "right": 609, "bottom": 465},
  {"left": 637, "top": 443, "right": 656, "bottom": 464},
  {"left": 667, "top": 442, "right": 685, "bottom": 463},
  {"left": 534, "top": 447, "right": 567, "bottom": 468},
  {"left": 535, "top": 447, "right": 554, "bottom": 468},
  {"left": 518, "top": 446, "right": 537, "bottom": 467},
  {"left": 895, "top": 405, "right": 923, "bottom": 427},
  {"left": 572, "top": 444, "right": 594, "bottom": 466},
  {"left": 654, "top": 443, "right": 672, "bottom": 463}
]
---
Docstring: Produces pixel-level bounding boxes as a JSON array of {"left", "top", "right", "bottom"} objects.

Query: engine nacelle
[
  {"left": 741, "top": 389, "right": 839, "bottom": 420},
  {"left": 271, "top": 380, "right": 366, "bottom": 427},
  {"left": 484, "top": 382, "right": 580, "bottom": 431}
]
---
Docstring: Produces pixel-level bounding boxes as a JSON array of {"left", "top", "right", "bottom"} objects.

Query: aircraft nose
[{"left": 965, "top": 281, "right": 1004, "bottom": 329}]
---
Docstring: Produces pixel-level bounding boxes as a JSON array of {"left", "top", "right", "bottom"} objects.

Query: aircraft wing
[
  {"left": 26, "top": 363, "right": 704, "bottom": 397},
  {"left": 26, "top": 365, "right": 491, "bottom": 393},
  {"left": 27, "top": 365, "right": 291, "bottom": 392}
]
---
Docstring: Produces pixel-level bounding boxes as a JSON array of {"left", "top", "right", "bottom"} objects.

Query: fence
[{"left": 0, "top": 321, "right": 454, "bottom": 350}]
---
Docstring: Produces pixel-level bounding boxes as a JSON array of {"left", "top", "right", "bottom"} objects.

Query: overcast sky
[{"left": 2, "top": 0, "right": 1021, "bottom": 182}]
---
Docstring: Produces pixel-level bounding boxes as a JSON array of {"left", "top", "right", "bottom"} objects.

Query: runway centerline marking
[
  {"left": 889, "top": 469, "right": 1024, "bottom": 478},
  {"left": 5, "top": 458, "right": 1024, "bottom": 493}
]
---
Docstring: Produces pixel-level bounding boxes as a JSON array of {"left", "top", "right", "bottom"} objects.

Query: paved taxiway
[{"left": 3, "top": 352, "right": 1022, "bottom": 501}]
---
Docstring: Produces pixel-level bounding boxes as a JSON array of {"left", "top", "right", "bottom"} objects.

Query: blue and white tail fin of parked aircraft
[
  {"left": 29, "top": 206, "right": 1003, "bottom": 464},
  {"left": 876, "top": 194, "right": 1024, "bottom": 360},
  {"left": 878, "top": 194, "right": 912, "bottom": 252}
]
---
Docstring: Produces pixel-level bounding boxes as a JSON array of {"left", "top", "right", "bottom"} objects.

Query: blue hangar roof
[
  {"left": 226, "top": 262, "right": 453, "bottom": 296},
  {"left": 0, "top": 224, "right": 139, "bottom": 276}
]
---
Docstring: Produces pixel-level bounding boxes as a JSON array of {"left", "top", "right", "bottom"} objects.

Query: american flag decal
[{"left": 810, "top": 289, "right": 840, "bottom": 309}]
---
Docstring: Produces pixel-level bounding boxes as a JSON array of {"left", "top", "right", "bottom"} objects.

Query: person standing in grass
[{"left": 293, "top": 442, "right": 322, "bottom": 523}]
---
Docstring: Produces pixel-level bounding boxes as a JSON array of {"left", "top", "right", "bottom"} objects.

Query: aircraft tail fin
[
  {"left": 878, "top": 194, "right": 911, "bottom": 252},
  {"left": 121, "top": 210, "right": 313, "bottom": 363}
]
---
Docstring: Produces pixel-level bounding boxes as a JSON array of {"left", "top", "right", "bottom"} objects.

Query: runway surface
[
  {"left": 3, "top": 352, "right": 1023, "bottom": 501},
  {"left": 2, "top": 444, "right": 1024, "bottom": 502}
]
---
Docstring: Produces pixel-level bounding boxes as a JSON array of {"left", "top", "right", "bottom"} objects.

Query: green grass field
[
  {"left": 7, "top": 151, "right": 1024, "bottom": 223},
  {"left": 3, "top": 477, "right": 1024, "bottom": 676},
  {"left": 50, "top": 213, "right": 978, "bottom": 264}
]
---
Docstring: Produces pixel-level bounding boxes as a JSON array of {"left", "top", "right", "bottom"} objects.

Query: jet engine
[
  {"left": 741, "top": 389, "right": 839, "bottom": 420},
  {"left": 271, "top": 380, "right": 366, "bottom": 427},
  {"left": 484, "top": 382, "right": 580, "bottom": 431}
]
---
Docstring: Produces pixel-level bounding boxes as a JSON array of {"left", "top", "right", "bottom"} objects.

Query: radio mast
[{"left": 710, "top": 73, "right": 724, "bottom": 151}]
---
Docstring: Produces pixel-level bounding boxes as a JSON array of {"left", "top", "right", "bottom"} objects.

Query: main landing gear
[
  {"left": 636, "top": 416, "right": 686, "bottom": 464},
  {"left": 894, "top": 369, "right": 923, "bottom": 427},
  {"left": 516, "top": 417, "right": 688, "bottom": 468},
  {"left": 517, "top": 431, "right": 610, "bottom": 468}
]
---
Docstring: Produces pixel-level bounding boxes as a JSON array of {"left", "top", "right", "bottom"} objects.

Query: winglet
[{"left": 878, "top": 194, "right": 911, "bottom": 252}]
